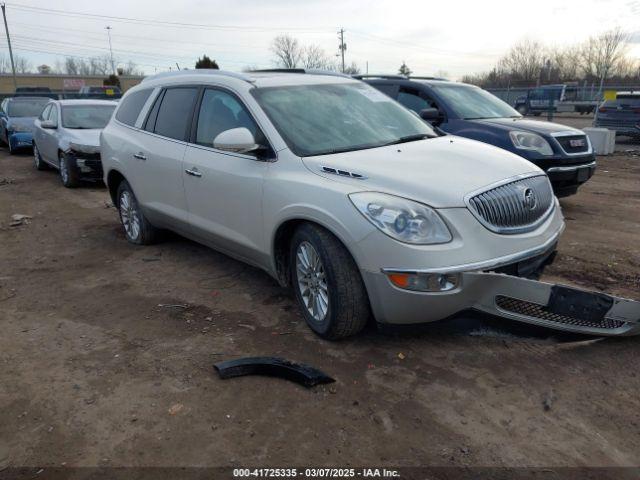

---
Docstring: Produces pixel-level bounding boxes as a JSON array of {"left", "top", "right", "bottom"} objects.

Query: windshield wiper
[
  {"left": 311, "top": 143, "right": 381, "bottom": 156},
  {"left": 382, "top": 133, "right": 432, "bottom": 146}
]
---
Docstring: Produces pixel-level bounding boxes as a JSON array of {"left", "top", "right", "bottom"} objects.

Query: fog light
[{"left": 387, "top": 272, "right": 460, "bottom": 292}]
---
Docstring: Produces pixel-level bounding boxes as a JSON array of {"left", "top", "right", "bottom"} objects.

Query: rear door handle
[
  {"left": 185, "top": 168, "right": 202, "bottom": 178},
  {"left": 133, "top": 152, "right": 146, "bottom": 160}
]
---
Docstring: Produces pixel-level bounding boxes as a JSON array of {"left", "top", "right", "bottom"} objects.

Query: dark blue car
[
  {"left": 0, "top": 96, "right": 51, "bottom": 154},
  {"left": 359, "top": 76, "right": 596, "bottom": 197}
]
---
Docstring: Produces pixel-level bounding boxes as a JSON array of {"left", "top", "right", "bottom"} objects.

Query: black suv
[{"left": 357, "top": 75, "right": 596, "bottom": 197}]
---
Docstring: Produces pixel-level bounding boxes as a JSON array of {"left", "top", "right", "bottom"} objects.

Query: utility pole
[
  {"left": 1, "top": 3, "right": 18, "bottom": 91},
  {"left": 338, "top": 28, "right": 346, "bottom": 73},
  {"left": 105, "top": 26, "right": 116, "bottom": 75}
]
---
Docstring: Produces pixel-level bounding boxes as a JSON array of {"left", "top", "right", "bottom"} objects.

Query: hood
[
  {"left": 302, "top": 136, "right": 542, "bottom": 208},
  {"left": 472, "top": 117, "right": 582, "bottom": 135},
  {"left": 7, "top": 117, "right": 36, "bottom": 131},
  {"left": 61, "top": 129, "right": 102, "bottom": 149}
]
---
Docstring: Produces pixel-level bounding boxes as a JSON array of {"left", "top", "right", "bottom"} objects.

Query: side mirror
[
  {"left": 41, "top": 120, "right": 57, "bottom": 129},
  {"left": 213, "top": 127, "right": 261, "bottom": 154},
  {"left": 419, "top": 108, "right": 441, "bottom": 122}
]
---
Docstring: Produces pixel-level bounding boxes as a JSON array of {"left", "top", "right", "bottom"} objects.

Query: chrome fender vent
[{"left": 321, "top": 166, "right": 366, "bottom": 179}]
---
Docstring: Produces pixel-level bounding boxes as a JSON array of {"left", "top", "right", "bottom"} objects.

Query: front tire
[
  {"left": 116, "top": 180, "right": 159, "bottom": 245},
  {"left": 59, "top": 152, "right": 79, "bottom": 188},
  {"left": 33, "top": 143, "right": 47, "bottom": 170},
  {"left": 290, "top": 223, "right": 370, "bottom": 340}
]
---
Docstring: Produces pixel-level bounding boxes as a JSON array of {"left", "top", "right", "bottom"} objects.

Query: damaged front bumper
[{"left": 363, "top": 269, "right": 640, "bottom": 336}]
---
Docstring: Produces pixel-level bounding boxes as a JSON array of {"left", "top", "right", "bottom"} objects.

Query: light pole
[
  {"left": 105, "top": 25, "right": 116, "bottom": 75},
  {"left": 1, "top": 3, "right": 17, "bottom": 90}
]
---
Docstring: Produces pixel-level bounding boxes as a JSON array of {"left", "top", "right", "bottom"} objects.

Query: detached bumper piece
[
  {"left": 214, "top": 357, "right": 335, "bottom": 388},
  {"left": 467, "top": 273, "right": 640, "bottom": 336},
  {"left": 69, "top": 152, "right": 103, "bottom": 180}
]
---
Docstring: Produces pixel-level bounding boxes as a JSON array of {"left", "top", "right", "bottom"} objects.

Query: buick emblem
[{"left": 523, "top": 188, "right": 537, "bottom": 210}]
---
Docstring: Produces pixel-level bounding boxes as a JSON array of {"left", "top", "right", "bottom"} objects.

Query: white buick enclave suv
[{"left": 100, "top": 70, "right": 639, "bottom": 339}]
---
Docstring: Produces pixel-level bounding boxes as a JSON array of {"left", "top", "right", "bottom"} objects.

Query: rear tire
[
  {"left": 290, "top": 223, "right": 370, "bottom": 340},
  {"left": 116, "top": 179, "right": 159, "bottom": 245},
  {"left": 59, "top": 152, "right": 79, "bottom": 187}
]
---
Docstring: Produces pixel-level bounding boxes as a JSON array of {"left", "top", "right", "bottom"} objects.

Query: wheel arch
[
  {"left": 106, "top": 169, "right": 127, "bottom": 206},
  {"left": 271, "top": 213, "right": 365, "bottom": 288}
]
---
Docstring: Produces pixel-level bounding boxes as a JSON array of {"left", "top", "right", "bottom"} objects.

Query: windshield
[
  {"left": 433, "top": 84, "right": 520, "bottom": 120},
  {"left": 7, "top": 99, "right": 49, "bottom": 117},
  {"left": 251, "top": 83, "right": 436, "bottom": 157},
  {"left": 61, "top": 105, "right": 116, "bottom": 129}
]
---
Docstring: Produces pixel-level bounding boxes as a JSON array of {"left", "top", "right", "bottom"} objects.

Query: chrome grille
[{"left": 467, "top": 175, "right": 554, "bottom": 234}]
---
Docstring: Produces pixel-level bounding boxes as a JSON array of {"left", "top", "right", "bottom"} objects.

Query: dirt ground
[{"left": 0, "top": 142, "right": 639, "bottom": 474}]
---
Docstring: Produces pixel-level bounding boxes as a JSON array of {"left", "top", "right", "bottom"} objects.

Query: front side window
[
  {"left": 195, "top": 89, "right": 260, "bottom": 148},
  {"left": 397, "top": 88, "right": 433, "bottom": 113},
  {"left": 7, "top": 99, "right": 49, "bottom": 117},
  {"left": 40, "top": 104, "right": 51, "bottom": 121},
  {"left": 115, "top": 89, "right": 152, "bottom": 126},
  {"left": 252, "top": 83, "right": 435, "bottom": 157},
  {"left": 62, "top": 105, "right": 116, "bottom": 129},
  {"left": 49, "top": 105, "right": 58, "bottom": 125},
  {"left": 153, "top": 87, "right": 198, "bottom": 141},
  {"left": 433, "top": 85, "right": 520, "bottom": 120}
]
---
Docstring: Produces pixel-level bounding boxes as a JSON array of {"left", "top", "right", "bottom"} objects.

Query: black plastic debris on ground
[{"left": 214, "top": 356, "right": 335, "bottom": 388}]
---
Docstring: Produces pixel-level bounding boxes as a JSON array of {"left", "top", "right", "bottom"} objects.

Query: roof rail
[
  {"left": 249, "top": 68, "right": 350, "bottom": 78},
  {"left": 409, "top": 76, "right": 449, "bottom": 81},
  {"left": 141, "top": 69, "right": 253, "bottom": 83},
  {"left": 351, "top": 74, "right": 407, "bottom": 80}
]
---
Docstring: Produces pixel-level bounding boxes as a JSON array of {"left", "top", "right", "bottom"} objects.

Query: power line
[{"left": 5, "top": 2, "right": 336, "bottom": 33}]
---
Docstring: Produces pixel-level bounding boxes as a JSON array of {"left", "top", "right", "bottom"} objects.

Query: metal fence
[{"left": 486, "top": 84, "right": 640, "bottom": 105}]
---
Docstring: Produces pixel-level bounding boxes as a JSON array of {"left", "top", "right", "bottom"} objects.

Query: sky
[{"left": 1, "top": 0, "right": 640, "bottom": 79}]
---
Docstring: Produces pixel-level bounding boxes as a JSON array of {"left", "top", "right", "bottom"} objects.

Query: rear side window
[
  {"left": 153, "top": 87, "right": 198, "bottom": 141},
  {"left": 115, "top": 89, "right": 152, "bottom": 126}
]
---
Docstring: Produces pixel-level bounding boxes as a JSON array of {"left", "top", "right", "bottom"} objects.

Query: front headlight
[
  {"left": 68, "top": 142, "right": 100, "bottom": 155},
  {"left": 509, "top": 131, "right": 553, "bottom": 155},
  {"left": 9, "top": 124, "right": 31, "bottom": 133},
  {"left": 349, "top": 192, "right": 452, "bottom": 245}
]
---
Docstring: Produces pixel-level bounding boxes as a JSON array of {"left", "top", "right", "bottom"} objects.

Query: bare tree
[
  {"left": 64, "top": 57, "right": 79, "bottom": 75},
  {"left": 271, "top": 35, "right": 303, "bottom": 68},
  {"left": 302, "top": 45, "right": 335, "bottom": 70},
  {"left": 0, "top": 54, "right": 10, "bottom": 73},
  {"left": 14, "top": 55, "right": 32, "bottom": 74},
  {"left": 497, "top": 39, "right": 546, "bottom": 83},
  {"left": 550, "top": 46, "right": 581, "bottom": 81},
  {"left": 343, "top": 61, "right": 361, "bottom": 75},
  {"left": 120, "top": 61, "right": 143, "bottom": 76},
  {"left": 580, "top": 28, "right": 628, "bottom": 84}
]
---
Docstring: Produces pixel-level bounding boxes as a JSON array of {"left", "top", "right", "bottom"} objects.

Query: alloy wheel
[
  {"left": 296, "top": 241, "right": 329, "bottom": 322},
  {"left": 119, "top": 190, "right": 141, "bottom": 241},
  {"left": 33, "top": 145, "right": 40, "bottom": 168}
]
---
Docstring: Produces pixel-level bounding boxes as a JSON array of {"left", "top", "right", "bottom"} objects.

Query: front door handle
[
  {"left": 185, "top": 168, "right": 202, "bottom": 178},
  {"left": 133, "top": 152, "right": 147, "bottom": 160}
]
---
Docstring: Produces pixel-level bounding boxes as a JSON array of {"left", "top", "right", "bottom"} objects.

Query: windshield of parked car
[
  {"left": 61, "top": 105, "right": 116, "bottom": 129},
  {"left": 7, "top": 99, "right": 49, "bottom": 117},
  {"left": 432, "top": 84, "right": 521, "bottom": 120},
  {"left": 251, "top": 82, "right": 436, "bottom": 157}
]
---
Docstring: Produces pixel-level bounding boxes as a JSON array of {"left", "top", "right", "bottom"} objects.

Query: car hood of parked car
[
  {"left": 470, "top": 117, "right": 583, "bottom": 136},
  {"left": 7, "top": 117, "right": 37, "bottom": 132},
  {"left": 302, "top": 135, "right": 542, "bottom": 208},
  {"left": 62, "top": 129, "right": 102, "bottom": 148}
]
